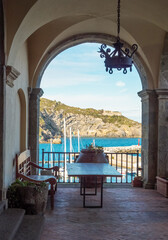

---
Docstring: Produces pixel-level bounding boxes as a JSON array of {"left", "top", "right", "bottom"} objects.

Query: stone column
[
  {"left": 138, "top": 90, "right": 158, "bottom": 189},
  {"left": 159, "top": 33, "right": 168, "bottom": 89},
  {"left": 29, "top": 88, "right": 43, "bottom": 166},
  {"left": 156, "top": 90, "right": 168, "bottom": 178}
]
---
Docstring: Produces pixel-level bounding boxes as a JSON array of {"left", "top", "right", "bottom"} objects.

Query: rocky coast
[{"left": 39, "top": 98, "right": 141, "bottom": 142}]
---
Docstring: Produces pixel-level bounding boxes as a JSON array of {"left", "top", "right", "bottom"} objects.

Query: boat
[{"left": 126, "top": 172, "right": 136, "bottom": 176}]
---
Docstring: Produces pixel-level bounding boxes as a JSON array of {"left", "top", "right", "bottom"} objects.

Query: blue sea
[{"left": 39, "top": 137, "right": 141, "bottom": 161}]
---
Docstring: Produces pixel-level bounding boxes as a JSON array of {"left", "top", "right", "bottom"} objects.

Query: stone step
[
  {"left": 14, "top": 215, "right": 45, "bottom": 240},
  {"left": 0, "top": 208, "right": 25, "bottom": 240}
]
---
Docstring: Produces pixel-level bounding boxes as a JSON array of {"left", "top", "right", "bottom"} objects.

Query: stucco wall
[{"left": 5, "top": 42, "right": 29, "bottom": 188}]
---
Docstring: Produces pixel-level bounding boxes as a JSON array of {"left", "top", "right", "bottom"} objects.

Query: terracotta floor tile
[{"left": 41, "top": 187, "right": 168, "bottom": 240}]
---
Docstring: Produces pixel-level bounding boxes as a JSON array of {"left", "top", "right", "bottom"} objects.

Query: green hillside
[
  {"left": 40, "top": 98, "right": 139, "bottom": 127},
  {"left": 39, "top": 98, "right": 141, "bottom": 142}
]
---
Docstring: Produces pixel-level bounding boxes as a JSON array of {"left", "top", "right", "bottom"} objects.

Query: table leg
[
  {"left": 83, "top": 177, "right": 85, "bottom": 207},
  {"left": 80, "top": 176, "right": 97, "bottom": 196},
  {"left": 82, "top": 176, "right": 103, "bottom": 208},
  {"left": 101, "top": 176, "right": 103, "bottom": 208},
  {"left": 80, "top": 177, "right": 83, "bottom": 195}
]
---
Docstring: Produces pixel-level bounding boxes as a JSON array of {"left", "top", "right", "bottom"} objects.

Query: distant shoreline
[
  {"left": 39, "top": 136, "right": 141, "bottom": 144},
  {"left": 104, "top": 145, "right": 141, "bottom": 153}
]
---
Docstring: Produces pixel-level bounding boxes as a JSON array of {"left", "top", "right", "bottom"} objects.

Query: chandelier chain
[{"left": 117, "top": 0, "right": 120, "bottom": 38}]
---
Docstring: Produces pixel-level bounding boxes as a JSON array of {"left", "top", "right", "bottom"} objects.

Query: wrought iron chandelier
[{"left": 98, "top": 0, "right": 138, "bottom": 74}]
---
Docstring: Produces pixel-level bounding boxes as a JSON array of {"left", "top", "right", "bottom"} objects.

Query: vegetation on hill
[
  {"left": 40, "top": 98, "right": 140, "bottom": 127},
  {"left": 39, "top": 98, "right": 141, "bottom": 142}
]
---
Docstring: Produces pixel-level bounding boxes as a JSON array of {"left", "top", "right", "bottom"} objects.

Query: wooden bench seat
[{"left": 16, "top": 149, "right": 59, "bottom": 209}]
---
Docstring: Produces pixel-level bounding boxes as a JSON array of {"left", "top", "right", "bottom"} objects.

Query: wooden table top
[{"left": 67, "top": 163, "right": 122, "bottom": 177}]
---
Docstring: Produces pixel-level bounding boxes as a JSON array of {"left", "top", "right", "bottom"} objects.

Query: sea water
[{"left": 39, "top": 137, "right": 141, "bottom": 161}]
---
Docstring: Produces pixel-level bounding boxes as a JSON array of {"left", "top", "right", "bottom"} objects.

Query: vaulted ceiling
[{"left": 4, "top": 0, "right": 168, "bottom": 88}]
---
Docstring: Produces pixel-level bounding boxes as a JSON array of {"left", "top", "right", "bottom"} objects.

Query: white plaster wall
[{"left": 5, "top": 42, "right": 29, "bottom": 188}]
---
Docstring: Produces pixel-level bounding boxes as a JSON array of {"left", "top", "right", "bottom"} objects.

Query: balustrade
[{"left": 39, "top": 149, "right": 142, "bottom": 183}]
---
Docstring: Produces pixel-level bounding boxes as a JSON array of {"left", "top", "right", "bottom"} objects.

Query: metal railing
[{"left": 39, "top": 149, "right": 142, "bottom": 184}]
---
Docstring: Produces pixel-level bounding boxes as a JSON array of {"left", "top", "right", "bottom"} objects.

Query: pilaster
[
  {"left": 6, "top": 65, "right": 20, "bottom": 87},
  {"left": 138, "top": 90, "right": 158, "bottom": 189}
]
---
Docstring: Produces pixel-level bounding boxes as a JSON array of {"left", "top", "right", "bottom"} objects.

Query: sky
[{"left": 41, "top": 43, "right": 142, "bottom": 123}]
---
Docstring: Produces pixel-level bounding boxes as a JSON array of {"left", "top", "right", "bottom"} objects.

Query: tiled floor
[{"left": 41, "top": 187, "right": 168, "bottom": 240}]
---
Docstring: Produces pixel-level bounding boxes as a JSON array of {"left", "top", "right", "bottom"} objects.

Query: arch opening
[
  {"left": 38, "top": 42, "right": 142, "bottom": 184},
  {"left": 40, "top": 42, "right": 142, "bottom": 136}
]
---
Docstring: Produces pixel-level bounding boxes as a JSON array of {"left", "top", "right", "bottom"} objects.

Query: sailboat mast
[
  {"left": 78, "top": 129, "right": 80, "bottom": 152},
  {"left": 50, "top": 138, "right": 53, "bottom": 166},
  {"left": 64, "top": 118, "right": 66, "bottom": 153},
  {"left": 64, "top": 118, "right": 67, "bottom": 180},
  {"left": 70, "top": 127, "right": 72, "bottom": 163},
  {"left": 70, "top": 127, "right": 72, "bottom": 152}
]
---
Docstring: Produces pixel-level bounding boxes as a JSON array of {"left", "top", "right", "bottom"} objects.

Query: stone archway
[
  {"left": 34, "top": 33, "right": 150, "bottom": 90},
  {"left": 29, "top": 33, "right": 159, "bottom": 188}
]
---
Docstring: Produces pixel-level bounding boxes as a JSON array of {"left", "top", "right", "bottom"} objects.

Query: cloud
[
  {"left": 50, "top": 50, "right": 100, "bottom": 68},
  {"left": 119, "top": 88, "right": 128, "bottom": 93},
  {"left": 41, "top": 73, "right": 102, "bottom": 88},
  {"left": 83, "top": 51, "right": 100, "bottom": 58},
  {"left": 116, "top": 81, "right": 126, "bottom": 87},
  {"left": 121, "top": 110, "right": 141, "bottom": 123},
  {"left": 52, "top": 59, "right": 93, "bottom": 68}
]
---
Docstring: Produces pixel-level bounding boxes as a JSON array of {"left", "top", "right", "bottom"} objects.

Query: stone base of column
[
  {"left": 0, "top": 189, "right": 2, "bottom": 201},
  {"left": 0, "top": 188, "right": 7, "bottom": 201},
  {"left": 143, "top": 182, "right": 155, "bottom": 189}
]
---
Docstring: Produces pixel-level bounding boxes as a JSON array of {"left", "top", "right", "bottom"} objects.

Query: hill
[{"left": 39, "top": 98, "right": 141, "bottom": 142}]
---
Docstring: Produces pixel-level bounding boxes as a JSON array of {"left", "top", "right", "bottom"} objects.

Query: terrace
[
  {"left": 41, "top": 186, "right": 168, "bottom": 240},
  {"left": 38, "top": 150, "right": 167, "bottom": 239}
]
